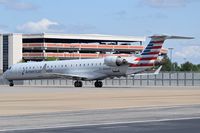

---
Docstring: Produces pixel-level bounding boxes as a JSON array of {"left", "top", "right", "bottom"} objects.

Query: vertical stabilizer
[{"left": 132, "top": 35, "right": 194, "bottom": 67}]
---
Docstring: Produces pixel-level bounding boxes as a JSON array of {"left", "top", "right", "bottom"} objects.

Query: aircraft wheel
[
  {"left": 74, "top": 81, "right": 78, "bottom": 87},
  {"left": 74, "top": 81, "right": 83, "bottom": 87},
  {"left": 78, "top": 81, "right": 83, "bottom": 87},
  {"left": 9, "top": 82, "right": 14, "bottom": 87},
  {"left": 98, "top": 81, "right": 103, "bottom": 88},
  {"left": 94, "top": 81, "right": 103, "bottom": 88}
]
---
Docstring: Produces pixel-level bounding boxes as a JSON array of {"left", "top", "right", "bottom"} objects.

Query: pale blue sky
[{"left": 0, "top": 0, "right": 200, "bottom": 64}]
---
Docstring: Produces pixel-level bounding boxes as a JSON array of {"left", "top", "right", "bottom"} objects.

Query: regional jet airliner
[{"left": 3, "top": 35, "right": 193, "bottom": 87}]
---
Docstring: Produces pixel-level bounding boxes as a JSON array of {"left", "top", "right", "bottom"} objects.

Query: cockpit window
[{"left": 8, "top": 66, "right": 12, "bottom": 70}]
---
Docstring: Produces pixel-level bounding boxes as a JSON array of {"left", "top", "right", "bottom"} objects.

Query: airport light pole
[{"left": 168, "top": 48, "right": 174, "bottom": 71}]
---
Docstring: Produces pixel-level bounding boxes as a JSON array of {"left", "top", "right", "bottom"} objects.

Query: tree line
[{"left": 161, "top": 55, "right": 200, "bottom": 72}]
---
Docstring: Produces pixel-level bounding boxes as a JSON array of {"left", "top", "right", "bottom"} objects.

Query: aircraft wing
[
  {"left": 39, "top": 64, "right": 107, "bottom": 80},
  {"left": 43, "top": 72, "right": 107, "bottom": 80},
  {"left": 43, "top": 72, "right": 89, "bottom": 80},
  {"left": 131, "top": 66, "right": 162, "bottom": 77}
]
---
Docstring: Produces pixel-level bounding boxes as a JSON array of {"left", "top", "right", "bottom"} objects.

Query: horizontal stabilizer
[
  {"left": 131, "top": 66, "right": 162, "bottom": 77},
  {"left": 149, "top": 35, "right": 194, "bottom": 40}
]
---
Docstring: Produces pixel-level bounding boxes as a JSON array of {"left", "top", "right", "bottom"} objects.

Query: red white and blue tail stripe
[
  {"left": 130, "top": 35, "right": 193, "bottom": 67},
  {"left": 140, "top": 36, "right": 165, "bottom": 59}
]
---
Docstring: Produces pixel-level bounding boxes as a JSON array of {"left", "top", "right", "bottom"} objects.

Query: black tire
[
  {"left": 78, "top": 81, "right": 83, "bottom": 87},
  {"left": 98, "top": 81, "right": 103, "bottom": 88},
  {"left": 74, "top": 81, "right": 83, "bottom": 87},
  {"left": 9, "top": 82, "right": 14, "bottom": 87},
  {"left": 94, "top": 81, "right": 98, "bottom": 87},
  {"left": 94, "top": 81, "right": 103, "bottom": 88},
  {"left": 74, "top": 81, "right": 78, "bottom": 87}
]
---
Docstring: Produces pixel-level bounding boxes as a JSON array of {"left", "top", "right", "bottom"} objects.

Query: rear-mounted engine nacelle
[{"left": 104, "top": 56, "right": 127, "bottom": 67}]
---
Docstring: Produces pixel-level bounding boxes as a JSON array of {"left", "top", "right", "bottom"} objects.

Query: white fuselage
[{"left": 3, "top": 57, "right": 150, "bottom": 81}]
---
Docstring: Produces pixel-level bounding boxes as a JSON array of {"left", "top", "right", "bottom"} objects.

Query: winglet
[{"left": 154, "top": 65, "right": 162, "bottom": 75}]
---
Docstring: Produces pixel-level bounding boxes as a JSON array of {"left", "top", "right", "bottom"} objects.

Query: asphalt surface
[
  {"left": 2, "top": 118, "right": 200, "bottom": 133},
  {"left": 0, "top": 86, "right": 199, "bottom": 132},
  {"left": 0, "top": 105, "right": 200, "bottom": 132}
]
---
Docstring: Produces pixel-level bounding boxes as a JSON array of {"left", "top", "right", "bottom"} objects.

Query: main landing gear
[
  {"left": 94, "top": 80, "right": 103, "bottom": 88},
  {"left": 74, "top": 80, "right": 103, "bottom": 88},
  {"left": 9, "top": 81, "right": 14, "bottom": 87},
  {"left": 74, "top": 81, "right": 83, "bottom": 87}
]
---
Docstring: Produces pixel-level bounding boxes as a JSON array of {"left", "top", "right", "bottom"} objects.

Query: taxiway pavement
[{"left": 0, "top": 86, "right": 199, "bottom": 132}]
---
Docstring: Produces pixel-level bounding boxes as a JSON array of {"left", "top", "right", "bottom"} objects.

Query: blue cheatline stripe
[
  {"left": 141, "top": 52, "right": 153, "bottom": 55},
  {"left": 148, "top": 43, "right": 154, "bottom": 46},
  {"left": 145, "top": 49, "right": 160, "bottom": 52},
  {"left": 143, "top": 49, "right": 151, "bottom": 52},
  {"left": 150, "top": 40, "right": 164, "bottom": 44},
  {"left": 148, "top": 44, "right": 162, "bottom": 46},
  {"left": 146, "top": 47, "right": 161, "bottom": 50},
  {"left": 146, "top": 46, "right": 158, "bottom": 49},
  {"left": 141, "top": 52, "right": 159, "bottom": 55}
]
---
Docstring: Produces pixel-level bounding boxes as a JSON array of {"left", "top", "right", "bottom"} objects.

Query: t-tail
[{"left": 131, "top": 35, "right": 194, "bottom": 67}]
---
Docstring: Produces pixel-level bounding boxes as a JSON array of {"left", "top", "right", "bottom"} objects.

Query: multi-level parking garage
[
  {"left": 22, "top": 33, "right": 147, "bottom": 60},
  {"left": 0, "top": 33, "right": 167, "bottom": 73}
]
